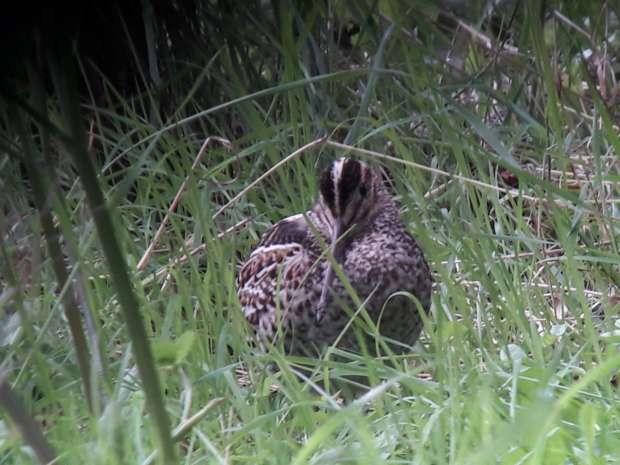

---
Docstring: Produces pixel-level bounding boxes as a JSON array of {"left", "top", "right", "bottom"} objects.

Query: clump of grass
[{"left": 1, "top": 2, "right": 619, "bottom": 464}]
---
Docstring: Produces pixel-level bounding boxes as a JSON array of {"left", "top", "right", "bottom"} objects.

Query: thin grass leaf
[{"left": 47, "top": 50, "right": 176, "bottom": 464}]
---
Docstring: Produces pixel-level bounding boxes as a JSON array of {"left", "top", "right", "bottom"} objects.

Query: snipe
[{"left": 237, "top": 158, "right": 432, "bottom": 355}]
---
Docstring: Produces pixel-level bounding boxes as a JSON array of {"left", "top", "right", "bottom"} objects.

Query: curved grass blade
[{"left": 47, "top": 49, "right": 176, "bottom": 464}]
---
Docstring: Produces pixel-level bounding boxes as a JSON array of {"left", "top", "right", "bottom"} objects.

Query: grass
[{"left": 1, "top": 1, "right": 620, "bottom": 464}]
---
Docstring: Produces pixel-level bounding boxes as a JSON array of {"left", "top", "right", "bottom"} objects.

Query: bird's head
[
  {"left": 316, "top": 157, "right": 384, "bottom": 316},
  {"left": 319, "top": 157, "right": 382, "bottom": 237}
]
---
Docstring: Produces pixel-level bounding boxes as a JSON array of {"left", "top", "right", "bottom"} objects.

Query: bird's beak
[{"left": 316, "top": 218, "right": 344, "bottom": 322}]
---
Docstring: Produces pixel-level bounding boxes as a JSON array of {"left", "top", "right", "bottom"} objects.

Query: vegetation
[{"left": 1, "top": 1, "right": 619, "bottom": 464}]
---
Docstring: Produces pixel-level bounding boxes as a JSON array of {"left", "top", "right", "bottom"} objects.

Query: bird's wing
[
  {"left": 237, "top": 214, "right": 317, "bottom": 337},
  {"left": 255, "top": 214, "right": 310, "bottom": 248}
]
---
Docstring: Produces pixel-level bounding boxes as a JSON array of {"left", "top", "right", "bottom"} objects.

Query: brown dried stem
[{"left": 137, "top": 136, "right": 232, "bottom": 271}]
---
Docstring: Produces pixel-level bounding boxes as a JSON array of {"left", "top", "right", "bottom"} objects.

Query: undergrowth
[{"left": 1, "top": 1, "right": 619, "bottom": 464}]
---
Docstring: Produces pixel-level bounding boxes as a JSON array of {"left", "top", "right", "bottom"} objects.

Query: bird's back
[{"left": 315, "top": 199, "right": 432, "bottom": 352}]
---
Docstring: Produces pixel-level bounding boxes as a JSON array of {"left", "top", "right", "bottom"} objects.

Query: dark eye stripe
[
  {"left": 319, "top": 166, "right": 336, "bottom": 211},
  {"left": 338, "top": 159, "right": 361, "bottom": 211}
]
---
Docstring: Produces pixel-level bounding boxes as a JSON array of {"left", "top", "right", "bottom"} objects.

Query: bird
[{"left": 236, "top": 157, "right": 432, "bottom": 356}]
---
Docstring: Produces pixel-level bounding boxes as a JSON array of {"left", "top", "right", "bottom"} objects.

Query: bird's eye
[{"left": 359, "top": 185, "right": 368, "bottom": 197}]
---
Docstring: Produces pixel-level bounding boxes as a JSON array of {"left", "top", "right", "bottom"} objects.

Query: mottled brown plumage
[{"left": 237, "top": 158, "right": 432, "bottom": 355}]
